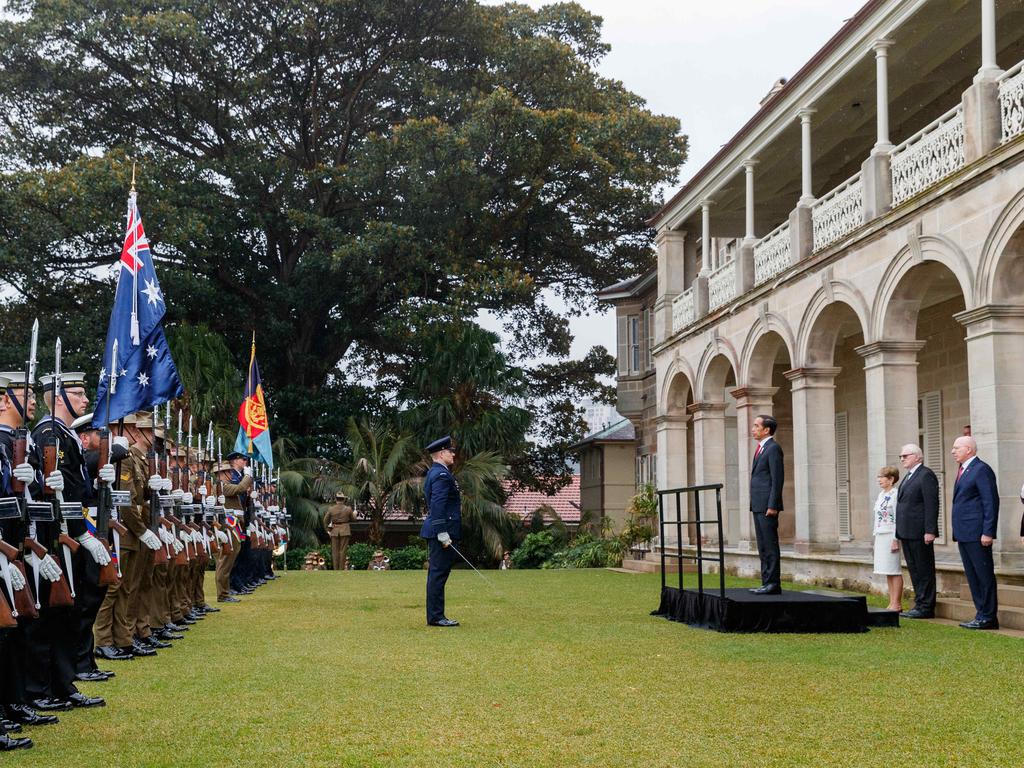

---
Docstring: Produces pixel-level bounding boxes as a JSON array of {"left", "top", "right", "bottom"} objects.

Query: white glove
[
  {"left": 158, "top": 527, "right": 174, "bottom": 545},
  {"left": 437, "top": 531, "right": 451, "bottom": 547},
  {"left": 45, "top": 470, "right": 64, "bottom": 493},
  {"left": 13, "top": 462, "right": 35, "bottom": 484},
  {"left": 112, "top": 435, "right": 129, "bottom": 451},
  {"left": 217, "top": 495, "right": 225, "bottom": 505},
  {"left": 98, "top": 463, "right": 116, "bottom": 485},
  {"left": 246, "top": 525, "right": 255, "bottom": 538},
  {"left": 171, "top": 538, "right": 183, "bottom": 554},
  {"left": 276, "top": 527, "right": 285, "bottom": 537},
  {"left": 161, "top": 478, "right": 172, "bottom": 492},
  {"left": 77, "top": 534, "right": 111, "bottom": 565},
  {"left": 27, "top": 552, "right": 62, "bottom": 582},
  {"left": 182, "top": 492, "right": 193, "bottom": 505},
  {"left": 139, "top": 529, "right": 162, "bottom": 550},
  {"left": 179, "top": 529, "right": 191, "bottom": 544},
  {"left": 204, "top": 495, "right": 216, "bottom": 507},
  {"left": 9, "top": 564, "right": 26, "bottom": 591},
  {"left": 192, "top": 530, "right": 203, "bottom": 545},
  {"left": 243, "top": 466, "right": 252, "bottom": 477},
  {"left": 216, "top": 530, "right": 229, "bottom": 544},
  {"left": 148, "top": 474, "right": 163, "bottom": 491},
  {"left": 250, "top": 489, "right": 258, "bottom": 498},
  {"left": 254, "top": 501, "right": 264, "bottom": 510},
  {"left": 171, "top": 489, "right": 183, "bottom": 502}
]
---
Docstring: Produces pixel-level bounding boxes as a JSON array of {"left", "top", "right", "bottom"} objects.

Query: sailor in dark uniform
[{"left": 419, "top": 436, "right": 461, "bottom": 627}]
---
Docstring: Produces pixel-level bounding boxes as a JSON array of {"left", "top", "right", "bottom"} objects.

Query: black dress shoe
[
  {"left": 217, "top": 596, "right": 240, "bottom": 603},
  {"left": 6, "top": 705, "right": 57, "bottom": 726},
  {"left": 428, "top": 618, "right": 460, "bottom": 627},
  {"left": 899, "top": 608, "right": 935, "bottom": 619},
  {"left": 97, "top": 669, "right": 115, "bottom": 678},
  {"left": 157, "top": 629, "right": 185, "bottom": 640},
  {"left": 178, "top": 617, "right": 196, "bottom": 625},
  {"left": 130, "top": 641, "right": 157, "bottom": 657},
  {"left": 165, "top": 622, "right": 189, "bottom": 632},
  {"left": 749, "top": 585, "right": 782, "bottom": 595},
  {"left": 144, "top": 636, "right": 172, "bottom": 649},
  {"left": 66, "top": 693, "right": 105, "bottom": 709},
  {"left": 2, "top": 720, "right": 22, "bottom": 733},
  {"left": 96, "top": 645, "right": 134, "bottom": 661},
  {"left": 960, "top": 618, "right": 1000, "bottom": 630},
  {"left": 201, "top": 604, "right": 220, "bottom": 612},
  {"left": 0, "top": 734, "right": 32, "bottom": 750},
  {"left": 30, "top": 698, "right": 71, "bottom": 712},
  {"left": 75, "top": 671, "right": 111, "bottom": 683}
]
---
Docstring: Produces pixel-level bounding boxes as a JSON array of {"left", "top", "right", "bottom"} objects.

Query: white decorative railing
[
  {"left": 890, "top": 105, "right": 965, "bottom": 206},
  {"left": 753, "top": 221, "right": 790, "bottom": 285},
  {"left": 812, "top": 172, "right": 863, "bottom": 253},
  {"left": 999, "top": 60, "right": 1024, "bottom": 143},
  {"left": 672, "top": 287, "right": 695, "bottom": 333},
  {"left": 708, "top": 259, "right": 736, "bottom": 311}
]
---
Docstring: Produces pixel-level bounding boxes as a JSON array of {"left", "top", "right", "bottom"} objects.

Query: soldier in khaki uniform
[
  {"left": 323, "top": 491, "right": 356, "bottom": 570},
  {"left": 215, "top": 460, "right": 248, "bottom": 602}
]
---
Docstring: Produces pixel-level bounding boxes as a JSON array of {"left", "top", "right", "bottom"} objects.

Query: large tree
[{"left": 0, "top": 0, "right": 685, "bottom": 452}]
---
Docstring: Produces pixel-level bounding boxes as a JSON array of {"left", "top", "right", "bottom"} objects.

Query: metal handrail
[{"left": 657, "top": 483, "right": 725, "bottom": 598}]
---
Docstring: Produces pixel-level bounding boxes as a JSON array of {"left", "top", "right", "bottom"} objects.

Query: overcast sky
[{"left": 481, "top": 0, "right": 866, "bottom": 362}]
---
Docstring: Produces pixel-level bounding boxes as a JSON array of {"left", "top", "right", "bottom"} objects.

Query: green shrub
[
  {"left": 347, "top": 542, "right": 375, "bottom": 571},
  {"left": 389, "top": 545, "right": 428, "bottom": 570},
  {"left": 510, "top": 530, "right": 556, "bottom": 569},
  {"left": 542, "top": 533, "right": 624, "bottom": 569}
]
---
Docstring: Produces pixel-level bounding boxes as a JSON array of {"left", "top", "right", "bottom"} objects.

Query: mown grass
[{"left": 18, "top": 569, "right": 1024, "bottom": 767}]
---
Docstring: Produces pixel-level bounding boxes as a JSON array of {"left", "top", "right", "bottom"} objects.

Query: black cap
[
  {"left": 425, "top": 436, "right": 453, "bottom": 453},
  {"left": 225, "top": 451, "right": 248, "bottom": 461}
]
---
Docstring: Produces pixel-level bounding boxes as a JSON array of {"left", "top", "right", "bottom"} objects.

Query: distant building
[
  {"left": 504, "top": 476, "right": 581, "bottom": 526},
  {"left": 572, "top": 419, "right": 638, "bottom": 534},
  {"left": 580, "top": 397, "right": 622, "bottom": 435}
]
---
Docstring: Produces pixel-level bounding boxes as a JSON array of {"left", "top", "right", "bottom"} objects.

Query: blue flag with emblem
[{"left": 92, "top": 191, "right": 184, "bottom": 426}]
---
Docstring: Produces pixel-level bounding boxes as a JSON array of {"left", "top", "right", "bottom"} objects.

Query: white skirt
[{"left": 873, "top": 531, "right": 902, "bottom": 576}]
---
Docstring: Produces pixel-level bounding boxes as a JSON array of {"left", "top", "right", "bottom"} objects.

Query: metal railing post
[
  {"left": 675, "top": 491, "right": 683, "bottom": 592},
  {"left": 716, "top": 487, "right": 725, "bottom": 597},
  {"left": 659, "top": 493, "right": 666, "bottom": 593},
  {"left": 694, "top": 489, "right": 703, "bottom": 595}
]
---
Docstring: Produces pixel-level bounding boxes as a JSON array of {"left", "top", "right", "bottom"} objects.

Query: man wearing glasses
[
  {"left": 420, "top": 436, "right": 461, "bottom": 627},
  {"left": 894, "top": 444, "right": 940, "bottom": 619}
]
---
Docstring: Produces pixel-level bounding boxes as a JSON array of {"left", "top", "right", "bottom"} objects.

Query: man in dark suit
[
  {"left": 951, "top": 436, "right": 999, "bottom": 629},
  {"left": 749, "top": 414, "right": 783, "bottom": 595},
  {"left": 419, "top": 436, "right": 461, "bottom": 627},
  {"left": 894, "top": 443, "right": 939, "bottom": 618}
]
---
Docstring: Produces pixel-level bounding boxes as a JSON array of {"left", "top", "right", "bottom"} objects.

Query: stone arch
[
  {"left": 738, "top": 311, "right": 796, "bottom": 386},
  {"left": 695, "top": 335, "right": 739, "bottom": 402},
  {"left": 871, "top": 234, "right": 974, "bottom": 341},
  {"left": 977, "top": 186, "right": 1024, "bottom": 305},
  {"left": 797, "top": 281, "right": 870, "bottom": 367},
  {"left": 659, "top": 356, "right": 696, "bottom": 415}
]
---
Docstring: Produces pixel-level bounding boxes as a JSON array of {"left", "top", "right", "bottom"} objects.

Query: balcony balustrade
[
  {"left": 672, "top": 287, "right": 695, "bottom": 334},
  {"left": 812, "top": 172, "right": 863, "bottom": 253},
  {"left": 753, "top": 221, "right": 791, "bottom": 285},
  {"left": 708, "top": 259, "right": 737, "bottom": 311},
  {"left": 999, "top": 60, "right": 1024, "bottom": 143},
  {"left": 890, "top": 105, "right": 965, "bottom": 206}
]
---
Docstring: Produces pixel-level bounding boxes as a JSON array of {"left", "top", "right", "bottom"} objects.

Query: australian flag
[{"left": 92, "top": 191, "right": 184, "bottom": 427}]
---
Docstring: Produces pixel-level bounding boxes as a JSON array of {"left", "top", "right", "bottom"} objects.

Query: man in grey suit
[
  {"left": 749, "top": 414, "right": 783, "bottom": 595},
  {"left": 894, "top": 444, "right": 939, "bottom": 618}
]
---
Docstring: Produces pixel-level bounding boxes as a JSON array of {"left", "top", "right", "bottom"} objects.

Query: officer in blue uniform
[{"left": 419, "top": 436, "right": 461, "bottom": 627}]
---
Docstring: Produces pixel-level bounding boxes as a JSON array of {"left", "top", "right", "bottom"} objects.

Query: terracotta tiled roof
[{"left": 503, "top": 475, "right": 581, "bottom": 524}]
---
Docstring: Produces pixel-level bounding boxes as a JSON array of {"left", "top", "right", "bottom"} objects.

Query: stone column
[
  {"left": 785, "top": 367, "right": 842, "bottom": 553},
  {"left": 655, "top": 414, "right": 689, "bottom": 552},
  {"left": 789, "top": 109, "right": 816, "bottom": 262},
  {"left": 963, "top": 0, "right": 1002, "bottom": 162},
  {"left": 956, "top": 306, "right": 1024, "bottom": 570},
  {"left": 688, "top": 401, "right": 727, "bottom": 545},
  {"left": 654, "top": 229, "right": 686, "bottom": 345},
  {"left": 862, "top": 39, "right": 894, "bottom": 222},
  {"left": 736, "top": 160, "right": 757, "bottom": 295},
  {"left": 729, "top": 386, "right": 778, "bottom": 551},
  {"left": 693, "top": 200, "right": 714, "bottom": 319},
  {"left": 856, "top": 341, "right": 926, "bottom": 507}
]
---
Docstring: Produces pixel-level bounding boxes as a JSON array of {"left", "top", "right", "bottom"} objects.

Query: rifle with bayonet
[
  {"left": 164, "top": 404, "right": 188, "bottom": 567},
  {"left": 147, "top": 405, "right": 170, "bottom": 566},
  {"left": 94, "top": 428, "right": 122, "bottom": 587}
]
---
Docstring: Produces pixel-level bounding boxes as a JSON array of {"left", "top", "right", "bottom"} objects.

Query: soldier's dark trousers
[
  {"left": 73, "top": 550, "right": 107, "bottom": 674},
  {"left": 1, "top": 619, "right": 32, "bottom": 704},
  {"left": 24, "top": 579, "right": 78, "bottom": 700},
  {"left": 230, "top": 539, "right": 252, "bottom": 590},
  {"left": 425, "top": 539, "right": 455, "bottom": 624}
]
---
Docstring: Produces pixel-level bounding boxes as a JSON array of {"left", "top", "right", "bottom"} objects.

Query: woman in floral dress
[{"left": 873, "top": 466, "right": 903, "bottom": 611}]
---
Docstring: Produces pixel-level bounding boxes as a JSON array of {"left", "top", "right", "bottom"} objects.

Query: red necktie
[
  {"left": 754, "top": 443, "right": 762, "bottom": 462},
  {"left": 956, "top": 464, "right": 964, "bottom": 483}
]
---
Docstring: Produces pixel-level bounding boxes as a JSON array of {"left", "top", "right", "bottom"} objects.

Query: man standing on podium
[
  {"left": 749, "top": 414, "right": 784, "bottom": 595},
  {"left": 420, "top": 436, "right": 461, "bottom": 627}
]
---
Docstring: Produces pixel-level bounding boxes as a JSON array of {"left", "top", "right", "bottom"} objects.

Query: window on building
[
  {"left": 919, "top": 391, "right": 946, "bottom": 542},
  {"left": 629, "top": 315, "right": 640, "bottom": 373},
  {"left": 643, "top": 308, "right": 653, "bottom": 370}
]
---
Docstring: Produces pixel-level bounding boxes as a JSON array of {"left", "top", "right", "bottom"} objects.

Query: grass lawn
[{"left": 19, "top": 568, "right": 1024, "bottom": 767}]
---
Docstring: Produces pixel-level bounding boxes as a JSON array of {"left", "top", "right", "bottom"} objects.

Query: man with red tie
[
  {"left": 749, "top": 414, "right": 784, "bottom": 595},
  {"left": 950, "top": 436, "right": 999, "bottom": 630}
]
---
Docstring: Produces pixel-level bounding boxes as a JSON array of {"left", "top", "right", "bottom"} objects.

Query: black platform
[{"left": 653, "top": 586, "right": 870, "bottom": 633}]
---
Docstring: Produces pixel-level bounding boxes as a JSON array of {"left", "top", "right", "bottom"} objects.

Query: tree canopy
[{"left": 0, "top": 0, "right": 686, "bottom": 469}]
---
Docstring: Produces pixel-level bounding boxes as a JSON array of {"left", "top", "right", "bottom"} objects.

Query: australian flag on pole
[
  {"left": 234, "top": 334, "right": 273, "bottom": 469},
  {"left": 92, "top": 191, "right": 184, "bottom": 426}
]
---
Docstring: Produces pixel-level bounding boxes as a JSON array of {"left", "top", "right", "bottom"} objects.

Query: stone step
[
  {"left": 958, "top": 582, "right": 1024, "bottom": 608},
  {"left": 619, "top": 557, "right": 696, "bottom": 574},
  {"left": 936, "top": 597, "right": 1024, "bottom": 630}
]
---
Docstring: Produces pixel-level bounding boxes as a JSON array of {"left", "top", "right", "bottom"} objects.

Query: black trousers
[
  {"left": 24, "top": 586, "right": 78, "bottom": 701},
  {"left": 426, "top": 539, "right": 455, "bottom": 624},
  {"left": 958, "top": 541, "right": 998, "bottom": 622},
  {"left": 230, "top": 539, "right": 252, "bottom": 589},
  {"left": 752, "top": 511, "right": 780, "bottom": 587},
  {"left": 73, "top": 550, "right": 107, "bottom": 674},
  {"left": 900, "top": 537, "right": 936, "bottom": 613},
  {"left": 1, "top": 619, "right": 32, "bottom": 705}
]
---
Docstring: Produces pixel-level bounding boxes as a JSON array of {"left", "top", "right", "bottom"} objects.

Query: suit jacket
[
  {"left": 895, "top": 464, "right": 939, "bottom": 540},
  {"left": 749, "top": 437, "right": 784, "bottom": 514},
  {"left": 951, "top": 457, "right": 999, "bottom": 542},
  {"left": 418, "top": 461, "right": 461, "bottom": 541}
]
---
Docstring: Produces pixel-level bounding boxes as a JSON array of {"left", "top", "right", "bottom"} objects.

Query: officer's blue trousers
[{"left": 426, "top": 539, "right": 455, "bottom": 624}]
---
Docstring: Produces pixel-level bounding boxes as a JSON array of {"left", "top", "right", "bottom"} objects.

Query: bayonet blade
[
  {"left": 53, "top": 337, "right": 62, "bottom": 400},
  {"left": 109, "top": 339, "right": 119, "bottom": 395}
]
